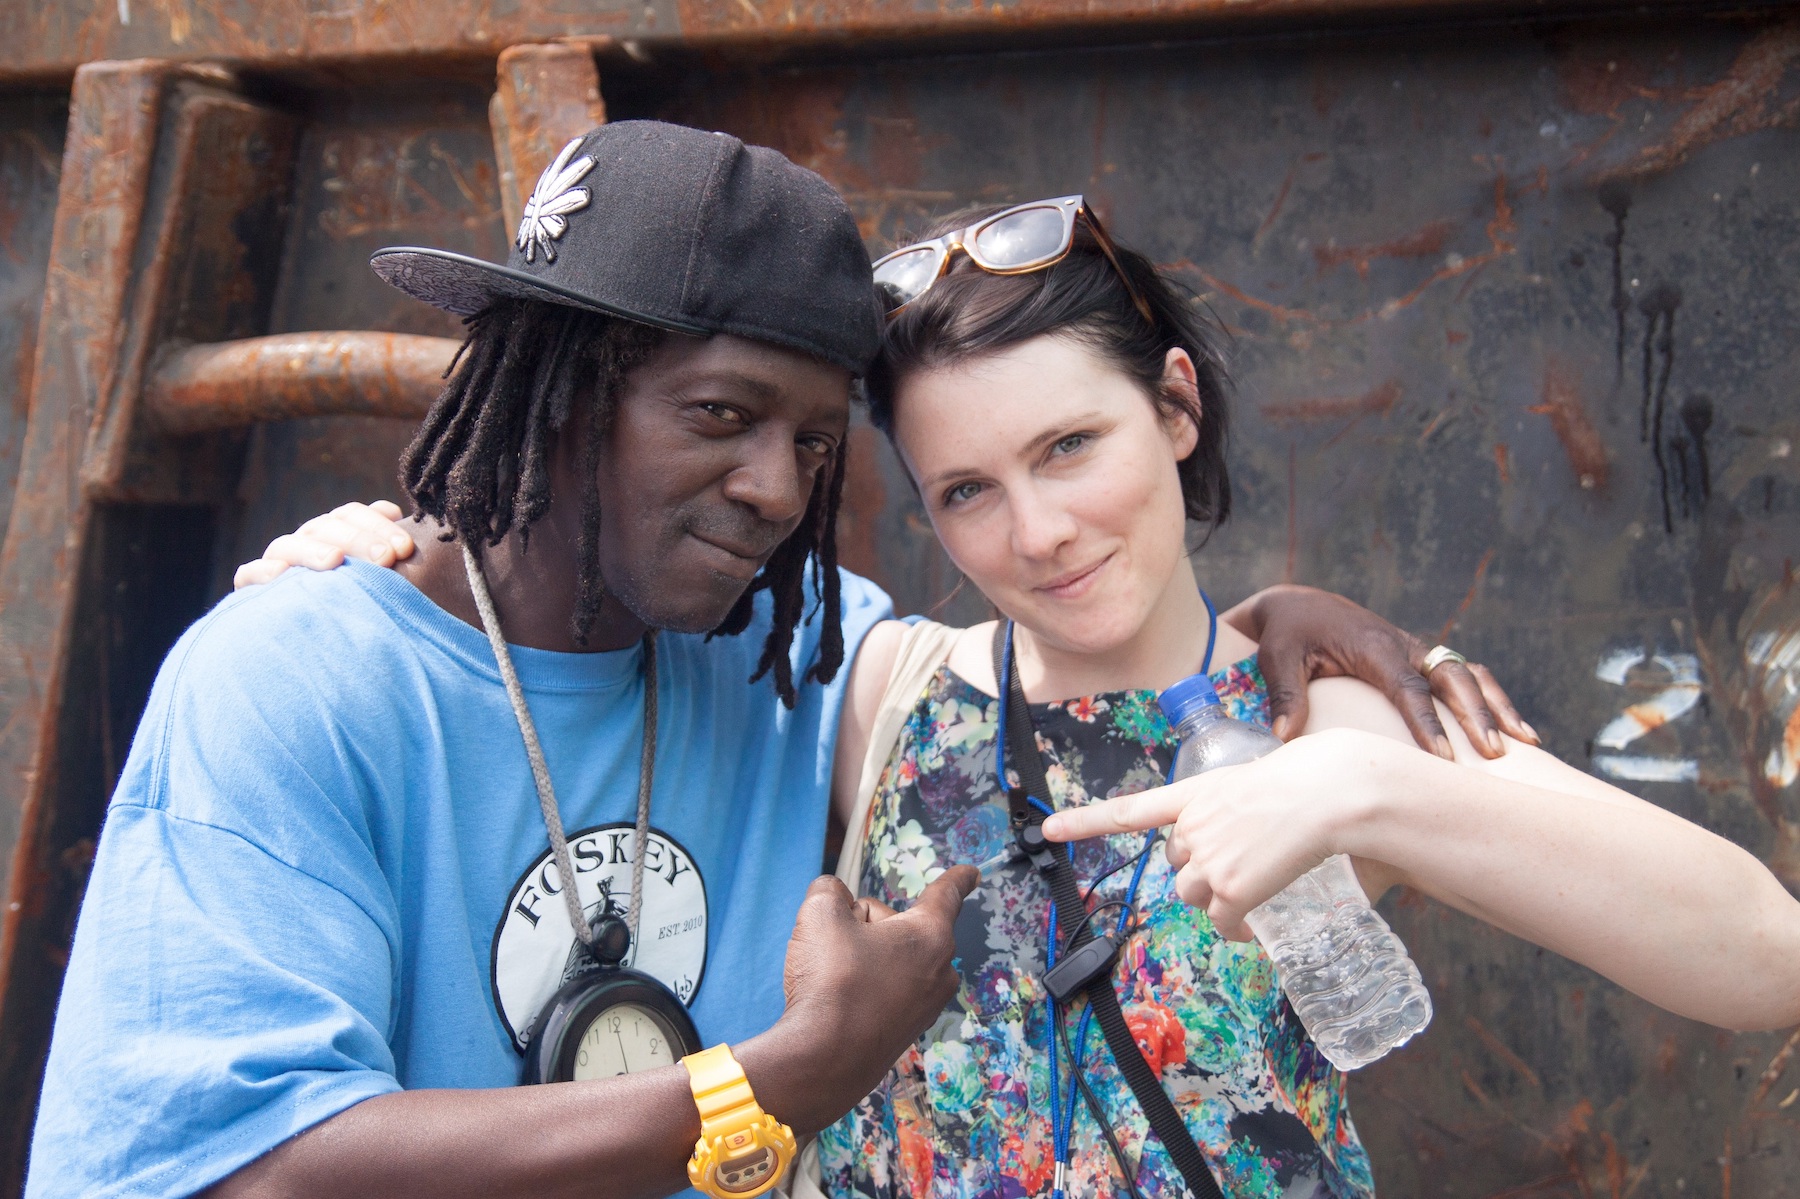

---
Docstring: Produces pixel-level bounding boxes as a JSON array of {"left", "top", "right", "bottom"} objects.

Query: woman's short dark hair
[{"left": 865, "top": 207, "right": 1232, "bottom": 540}]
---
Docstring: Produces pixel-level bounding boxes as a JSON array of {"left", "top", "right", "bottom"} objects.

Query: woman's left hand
[{"left": 1044, "top": 730, "right": 1388, "bottom": 941}]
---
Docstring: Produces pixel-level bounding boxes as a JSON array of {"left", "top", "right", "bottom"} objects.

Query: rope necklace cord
[
  {"left": 461, "top": 543, "right": 659, "bottom": 953},
  {"left": 999, "top": 591, "right": 1219, "bottom": 1199}
]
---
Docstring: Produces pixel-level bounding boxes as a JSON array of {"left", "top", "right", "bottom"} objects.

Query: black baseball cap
[{"left": 370, "top": 120, "right": 881, "bottom": 374}]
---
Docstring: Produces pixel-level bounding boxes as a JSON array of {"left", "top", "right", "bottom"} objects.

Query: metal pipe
[{"left": 145, "top": 332, "right": 461, "bottom": 434}]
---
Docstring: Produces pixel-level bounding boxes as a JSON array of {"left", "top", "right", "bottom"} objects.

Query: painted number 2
[{"left": 1591, "top": 648, "right": 1702, "bottom": 783}]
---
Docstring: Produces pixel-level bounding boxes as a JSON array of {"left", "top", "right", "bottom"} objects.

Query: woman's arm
[{"left": 1046, "top": 678, "right": 1800, "bottom": 1032}]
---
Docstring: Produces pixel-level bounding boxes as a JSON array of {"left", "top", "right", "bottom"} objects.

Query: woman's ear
[{"left": 1160, "top": 347, "right": 1202, "bottom": 459}]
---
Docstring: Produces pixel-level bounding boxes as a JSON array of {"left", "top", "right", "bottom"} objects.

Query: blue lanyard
[{"left": 997, "top": 590, "right": 1218, "bottom": 1199}]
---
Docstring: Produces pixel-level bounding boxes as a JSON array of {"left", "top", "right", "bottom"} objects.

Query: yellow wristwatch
[{"left": 683, "top": 1044, "right": 797, "bottom": 1199}]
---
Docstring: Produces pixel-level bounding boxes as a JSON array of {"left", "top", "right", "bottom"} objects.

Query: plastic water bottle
[{"left": 1157, "top": 674, "right": 1432, "bottom": 1070}]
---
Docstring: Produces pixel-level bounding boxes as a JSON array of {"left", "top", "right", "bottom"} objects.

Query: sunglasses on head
[{"left": 872, "top": 195, "right": 1155, "bottom": 324}]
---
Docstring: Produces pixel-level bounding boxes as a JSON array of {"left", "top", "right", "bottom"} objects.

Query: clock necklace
[{"left": 462, "top": 543, "right": 703, "bottom": 1084}]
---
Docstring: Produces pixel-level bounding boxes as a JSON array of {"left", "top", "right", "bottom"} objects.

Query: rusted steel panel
[
  {"left": 222, "top": 79, "right": 504, "bottom": 577},
  {"left": 84, "top": 80, "right": 298, "bottom": 502},
  {"left": 0, "top": 97, "right": 66, "bottom": 559},
  {"left": 490, "top": 43, "right": 608, "bottom": 238},
  {"left": 660, "top": 12, "right": 1800, "bottom": 1193},
  {"left": 0, "top": 8, "right": 1794, "bottom": 1199},
  {"left": 147, "top": 333, "right": 459, "bottom": 433},
  {"left": 0, "top": 64, "right": 297, "bottom": 1191},
  {"left": 0, "top": 0, "right": 1718, "bottom": 87},
  {"left": 0, "top": 60, "right": 175, "bottom": 1191},
  {"left": 0, "top": 57, "right": 170, "bottom": 980}
]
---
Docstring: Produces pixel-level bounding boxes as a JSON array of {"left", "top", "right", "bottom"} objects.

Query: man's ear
[{"left": 1160, "top": 347, "right": 1202, "bottom": 459}]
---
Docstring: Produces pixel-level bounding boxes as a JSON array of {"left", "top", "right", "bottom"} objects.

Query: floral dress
[{"left": 816, "top": 655, "right": 1374, "bottom": 1199}]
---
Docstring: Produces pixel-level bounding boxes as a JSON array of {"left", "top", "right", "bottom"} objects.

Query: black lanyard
[{"left": 994, "top": 623, "right": 1224, "bottom": 1199}]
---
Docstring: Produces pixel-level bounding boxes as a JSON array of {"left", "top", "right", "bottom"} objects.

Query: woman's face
[{"left": 892, "top": 333, "right": 1200, "bottom": 656}]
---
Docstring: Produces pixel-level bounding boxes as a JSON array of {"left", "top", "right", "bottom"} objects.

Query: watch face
[
  {"left": 715, "top": 1145, "right": 778, "bottom": 1194},
  {"left": 572, "top": 1001, "right": 683, "bottom": 1079}
]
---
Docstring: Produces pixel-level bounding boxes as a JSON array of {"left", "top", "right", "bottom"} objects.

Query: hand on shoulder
[{"left": 233, "top": 501, "right": 417, "bottom": 589}]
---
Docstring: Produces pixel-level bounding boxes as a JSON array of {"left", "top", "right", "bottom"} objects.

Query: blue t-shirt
[{"left": 27, "top": 558, "right": 891, "bottom": 1198}]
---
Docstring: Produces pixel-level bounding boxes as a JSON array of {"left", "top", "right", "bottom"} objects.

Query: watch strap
[{"left": 684, "top": 1044, "right": 765, "bottom": 1139}]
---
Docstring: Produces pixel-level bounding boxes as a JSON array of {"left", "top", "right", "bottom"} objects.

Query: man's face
[{"left": 591, "top": 333, "right": 852, "bottom": 634}]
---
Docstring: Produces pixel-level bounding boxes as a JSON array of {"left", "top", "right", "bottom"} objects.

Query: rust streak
[
  {"left": 1188, "top": 264, "right": 1325, "bottom": 326},
  {"left": 1465, "top": 1015, "right": 1543, "bottom": 1089},
  {"left": 1262, "top": 379, "right": 1400, "bottom": 426},
  {"left": 1439, "top": 549, "right": 1497, "bottom": 645},
  {"left": 1313, "top": 218, "right": 1455, "bottom": 279},
  {"left": 2, "top": 0, "right": 1659, "bottom": 82},
  {"left": 1285, "top": 440, "right": 1297, "bottom": 583},
  {"left": 1253, "top": 163, "right": 1297, "bottom": 245},
  {"left": 1493, "top": 442, "right": 1511, "bottom": 485},
  {"left": 1753, "top": 1025, "right": 1800, "bottom": 1105},
  {"left": 1480, "top": 1175, "right": 1581, "bottom": 1199},
  {"left": 1191, "top": 173, "right": 1518, "bottom": 328},
  {"left": 1602, "top": 1133, "right": 1627, "bottom": 1199},
  {"left": 1600, "top": 21, "right": 1800, "bottom": 183},
  {"left": 1773, "top": 702, "right": 1800, "bottom": 787},
  {"left": 1529, "top": 360, "right": 1610, "bottom": 491},
  {"left": 1460, "top": 1068, "right": 1494, "bottom": 1108}
]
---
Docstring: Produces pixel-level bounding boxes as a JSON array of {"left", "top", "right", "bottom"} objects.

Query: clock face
[
  {"left": 526, "top": 966, "right": 702, "bottom": 1085},
  {"left": 571, "top": 1002, "right": 684, "bottom": 1079}
]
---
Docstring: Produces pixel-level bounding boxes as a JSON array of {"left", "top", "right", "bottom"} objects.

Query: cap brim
[{"left": 369, "top": 247, "right": 711, "bottom": 336}]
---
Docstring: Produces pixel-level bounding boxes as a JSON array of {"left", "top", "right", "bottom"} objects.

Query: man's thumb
[
  {"left": 911, "top": 864, "right": 979, "bottom": 922},
  {"left": 797, "top": 875, "right": 859, "bottom": 925}
]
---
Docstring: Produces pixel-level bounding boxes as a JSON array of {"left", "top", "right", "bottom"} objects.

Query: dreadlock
[{"left": 399, "top": 297, "right": 848, "bottom": 706}]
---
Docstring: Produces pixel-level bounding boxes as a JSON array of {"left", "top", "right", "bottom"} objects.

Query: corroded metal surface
[
  {"left": 662, "top": 14, "right": 1800, "bottom": 1192},
  {"left": 0, "top": 63, "right": 296, "bottom": 1191},
  {"left": 0, "top": 62, "right": 174, "bottom": 1190},
  {"left": 0, "top": 0, "right": 1660, "bottom": 86},
  {"left": 148, "top": 332, "right": 459, "bottom": 433},
  {"left": 219, "top": 77, "right": 505, "bottom": 579},
  {"left": 0, "top": 6, "right": 1796, "bottom": 1199},
  {"left": 490, "top": 43, "right": 608, "bottom": 238},
  {"left": 0, "top": 98, "right": 65, "bottom": 558}
]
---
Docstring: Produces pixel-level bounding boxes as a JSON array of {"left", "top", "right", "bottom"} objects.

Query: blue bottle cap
[{"left": 1158, "top": 673, "right": 1222, "bottom": 727}]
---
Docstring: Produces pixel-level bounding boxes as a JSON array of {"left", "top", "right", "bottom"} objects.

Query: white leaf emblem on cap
[{"left": 516, "top": 138, "right": 596, "bottom": 264}]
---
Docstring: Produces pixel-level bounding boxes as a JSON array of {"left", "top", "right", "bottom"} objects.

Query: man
[{"left": 29, "top": 122, "right": 1518, "bottom": 1199}]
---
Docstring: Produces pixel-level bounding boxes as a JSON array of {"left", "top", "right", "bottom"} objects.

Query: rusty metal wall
[
  {"left": 0, "top": 96, "right": 64, "bottom": 562},
  {"left": 218, "top": 79, "right": 505, "bottom": 588},
  {"left": 0, "top": 5, "right": 1797, "bottom": 1197},
  {"left": 0, "top": 0, "right": 1670, "bottom": 85},
  {"left": 650, "top": 16, "right": 1800, "bottom": 1193}
]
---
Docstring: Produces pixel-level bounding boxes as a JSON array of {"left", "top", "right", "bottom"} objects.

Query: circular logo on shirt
[{"left": 490, "top": 823, "right": 708, "bottom": 1051}]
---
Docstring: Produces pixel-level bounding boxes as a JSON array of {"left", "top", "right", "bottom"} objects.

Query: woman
[{"left": 248, "top": 199, "right": 1800, "bottom": 1198}]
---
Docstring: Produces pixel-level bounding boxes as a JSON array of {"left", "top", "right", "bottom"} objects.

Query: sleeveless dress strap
[{"left": 834, "top": 620, "right": 961, "bottom": 894}]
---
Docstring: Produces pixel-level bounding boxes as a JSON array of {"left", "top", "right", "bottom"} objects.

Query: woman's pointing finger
[{"left": 1042, "top": 786, "right": 1188, "bottom": 841}]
